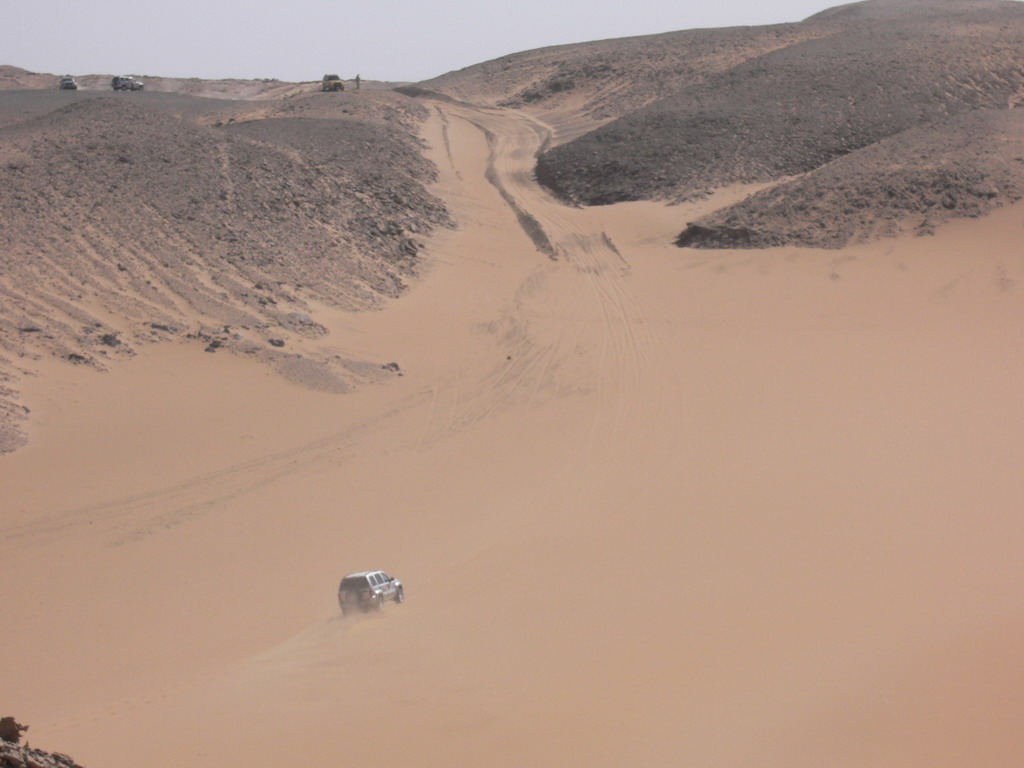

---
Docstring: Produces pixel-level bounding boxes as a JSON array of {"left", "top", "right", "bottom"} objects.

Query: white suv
[{"left": 338, "top": 570, "right": 404, "bottom": 615}]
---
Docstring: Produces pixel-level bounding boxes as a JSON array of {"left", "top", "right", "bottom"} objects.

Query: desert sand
[{"left": 3, "top": 95, "right": 1024, "bottom": 768}]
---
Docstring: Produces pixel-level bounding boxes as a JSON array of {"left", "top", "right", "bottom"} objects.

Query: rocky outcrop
[
  {"left": 0, "top": 719, "right": 83, "bottom": 768},
  {"left": 0, "top": 743, "right": 84, "bottom": 768}
]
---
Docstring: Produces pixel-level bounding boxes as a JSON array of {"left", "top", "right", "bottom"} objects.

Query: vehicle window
[
  {"left": 370, "top": 574, "right": 382, "bottom": 585},
  {"left": 381, "top": 573, "right": 392, "bottom": 582},
  {"left": 341, "top": 576, "right": 370, "bottom": 590}
]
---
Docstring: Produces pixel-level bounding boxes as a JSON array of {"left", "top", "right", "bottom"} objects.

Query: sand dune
[{"left": 3, "top": 80, "right": 1024, "bottom": 768}]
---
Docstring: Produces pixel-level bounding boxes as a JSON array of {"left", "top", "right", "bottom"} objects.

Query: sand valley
[{"left": 3, "top": 2, "right": 1024, "bottom": 766}]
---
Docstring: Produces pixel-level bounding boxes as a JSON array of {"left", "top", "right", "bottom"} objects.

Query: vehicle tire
[{"left": 395, "top": 586, "right": 405, "bottom": 604}]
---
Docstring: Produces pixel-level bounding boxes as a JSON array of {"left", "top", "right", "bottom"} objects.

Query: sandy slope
[{"left": 3, "top": 97, "right": 1024, "bottom": 768}]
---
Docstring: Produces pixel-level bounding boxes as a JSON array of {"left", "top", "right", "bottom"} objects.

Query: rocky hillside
[
  {"left": 417, "top": 25, "right": 831, "bottom": 140},
  {"left": 0, "top": 87, "right": 450, "bottom": 452},
  {"left": 536, "top": 0, "right": 1024, "bottom": 203},
  {"left": 677, "top": 108, "right": 1024, "bottom": 248},
  {"left": 806, "top": 0, "right": 1020, "bottom": 21}
]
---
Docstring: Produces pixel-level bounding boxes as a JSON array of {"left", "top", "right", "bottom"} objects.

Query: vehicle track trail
[{"left": 430, "top": 102, "right": 671, "bottom": 465}]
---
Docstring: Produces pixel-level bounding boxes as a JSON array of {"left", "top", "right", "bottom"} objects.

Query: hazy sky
[{"left": 4, "top": 0, "right": 843, "bottom": 83}]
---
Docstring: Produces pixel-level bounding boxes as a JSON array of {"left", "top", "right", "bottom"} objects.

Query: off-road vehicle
[
  {"left": 322, "top": 74, "right": 345, "bottom": 91},
  {"left": 111, "top": 75, "right": 144, "bottom": 91},
  {"left": 338, "top": 570, "right": 404, "bottom": 614},
  {"left": 59, "top": 76, "right": 78, "bottom": 90}
]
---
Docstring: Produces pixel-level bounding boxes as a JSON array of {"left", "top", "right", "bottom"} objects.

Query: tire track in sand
[{"left": 429, "top": 103, "right": 668, "bottom": 459}]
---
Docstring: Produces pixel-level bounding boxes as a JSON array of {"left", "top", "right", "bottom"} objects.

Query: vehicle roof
[{"left": 341, "top": 570, "right": 384, "bottom": 578}]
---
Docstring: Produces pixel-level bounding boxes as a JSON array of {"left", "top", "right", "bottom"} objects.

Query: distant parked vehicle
[
  {"left": 321, "top": 73, "right": 345, "bottom": 92},
  {"left": 111, "top": 75, "right": 144, "bottom": 91},
  {"left": 338, "top": 570, "right": 404, "bottom": 615},
  {"left": 58, "top": 76, "right": 78, "bottom": 90}
]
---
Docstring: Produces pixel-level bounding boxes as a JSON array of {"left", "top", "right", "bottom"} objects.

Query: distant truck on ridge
[
  {"left": 111, "top": 75, "right": 144, "bottom": 91},
  {"left": 321, "top": 74, "right": 345, "bottom": 91}
]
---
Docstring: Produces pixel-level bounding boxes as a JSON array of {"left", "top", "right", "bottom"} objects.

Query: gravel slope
[
  {"left": 0, "top": 88, "right": 450, "bottom": 451},
  {"left": 536, "top": 1, "right": 1024, "bottom": 207},
  {"left": 417, "top": 24, "right": 830, "bottom": 138},
  {"left": 677, "top": 108, "right": 1024, "bottom": 248}
]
